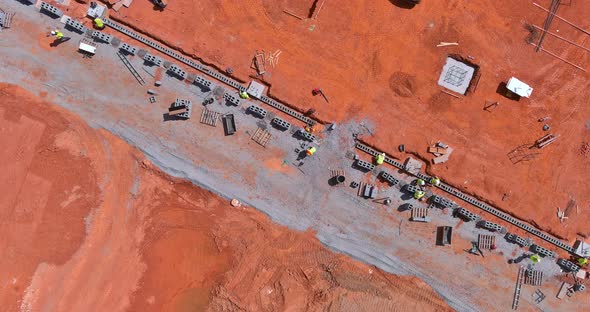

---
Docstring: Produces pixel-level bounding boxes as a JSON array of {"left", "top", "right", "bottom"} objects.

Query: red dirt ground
[
  {"left": 0, "top": 83, "right": 450, "bottom": 311},
  {"left": 95, "top": 0, "right": 590, "bottom": 242}
]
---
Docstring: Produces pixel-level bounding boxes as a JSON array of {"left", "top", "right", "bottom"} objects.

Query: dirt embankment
[{"left": 0, "top": 83, "right": 450, "bottom": 311}]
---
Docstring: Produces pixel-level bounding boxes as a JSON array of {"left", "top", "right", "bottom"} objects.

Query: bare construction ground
[
  {"left": 1, "top": 0, "right": 590, "bottom": 311},
  {"left": 102, "top": 0, "right": 590, "bottom": 242}
]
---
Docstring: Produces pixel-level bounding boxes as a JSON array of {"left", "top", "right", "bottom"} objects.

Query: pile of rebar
[{"left": 536, "top": 0, "right": 560, "bottom": 52}]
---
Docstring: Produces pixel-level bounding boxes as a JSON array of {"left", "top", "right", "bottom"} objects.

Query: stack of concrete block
[
  {"left": 247, "top": 105, "right": 267, "bottom": 118},
  {"left": 354, "top": 159, "right": 375, "bottom": 172},
  {"left": 531, "top": 244, "right": 556, "bottom": 258},
  {"left": 478, "top": 220, "right": 506, "bottom": 233},
  {"left": 167, "top": 64, "right": 187, "bottom": 79},
  {"left": 431, "top": 194, "right": 456, "bottom": 208},
  {"left": 405, "top": 184, "right": 420, "bottom": 194},
  {"left": 454, "top": 207, "right": 479, "bottom": 222},
  {"left": 119, "top": 43, "right": 138, "bottom": 55},
  {"left": 379, "top": 171, "right": 399, "bottom": 186},
  {"left": 505, "top": 233, "right": 533, "bottom": 247},
  {"left": 297, "top": 129, "right": 316, "bottom": 142},
  {"left": 169, "top": 98, "right": 192, "bottom": 119},
  {"left": 91, "top": 30, "right": 113, "bottom": 43},
  {"left": 194, "top": 76, "right": 212, "bottom": 90},
  {"left": 223, "top": 93, "right": 240, "bottom": 106},
  {"left": 144, "top": 54, "right": 163, "bottom": 67},
  {"left": 271, "top": 117, "right": 291, "bottom": 131},
  {"left": 65, "top": 17, "right": 87, "bottom": 34},
  {"left": 557, "top": 258, "right": 581, "bottom": 273},
  {"left": 40, "top": 2, "right": 63, "bottom": 17}
]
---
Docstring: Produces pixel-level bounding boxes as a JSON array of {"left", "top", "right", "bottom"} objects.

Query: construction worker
[
  {"left": 306, "top": 146, "right": 316, "bottom": 156},
  {"left": 578, "top": 258, "right": 588, "bottom": 266},
  {"left": 51, "top": 29, "right": 64, "bottom": 40},
  {"left": 239, "top": 91, "right": 249, "bottom": 99},
  {"left": 375, "top": 153, "right": 385, "bottom": 165},
  {"left": 93, "top": 17, "right": 105, "bottom": 29},
  {"left": 430, "top": 176, "right": 441, "bottom": 186},
  {"left": 416, "top": 178, "right": 426, "bottom": 188},
  {"left": 414, "top": 190, "right": 425, "bottom": 200},
  {"left": 530, "top": 254, "right": 541, "bottom": 264},
  {"left": 50, "top": 29, "right": 70, "bottom": 46}
]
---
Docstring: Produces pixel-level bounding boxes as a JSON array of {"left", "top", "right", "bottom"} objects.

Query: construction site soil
[
  {"left": 92, "top": 0, "right": 590, "bottom": 241},
  {"left": 0, "top": 83, "right": 451, "bottom": 311}
]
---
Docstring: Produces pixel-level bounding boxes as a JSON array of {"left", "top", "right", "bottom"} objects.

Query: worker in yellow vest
[
  {"left": 530, "top": 254, "right": 541, "bottom": 264},
  {"left": 414, "top": 190, "right": 425, "bottom": 200},
  {"left": 94, "top": 18, "right": 105, "bottom": 29},
  {"left": 306, "top": 146, "right": 316, "bottom": 156},
  {"left": 430, "top": 176, "right": 441, "bottom": 186},
  {"left": 239, "top": 91, "right": 250, "bottom": 99},
  {"left": 50, "top": 29, "right": 70, "bottom": 46},
  {"left": 375, "top": 153, "right": 385, "bottom": 165},
  {"left": 578, "top": 258, "right": 588, "bottom": 266},
  {"left": 416, "top": 178, "right": 426, "bottom": 188},
  {"left": 51, "top": 29, "right": 64, "bottom": 40}
]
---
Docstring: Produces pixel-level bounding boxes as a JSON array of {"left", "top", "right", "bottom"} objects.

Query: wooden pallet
[
  {"left": 330, "top": 169, "right": 345, "bottom": 187},
  {"left": 251, "top": 51, "right": 266, "bottom": 75},
  {"left": 411, "top": 206, "right": 429, "bottom": 222},
  {"left": 524, "top": 269, "right": 543, "bottom": 286},
  {"left": 357, "top": 182, "right": 366, "bottom": 197},
  {"left": 0, "top": 10, "right": 14, "bottom": 28},
  {"left": 200, "top": 107, "right": 220, "bottom": 127},
  {"left": 251, "top": 127, "right": 271, "bottom": 147},
  {"left": 478, "top": 234, "right": 496, "bottom": 250}
]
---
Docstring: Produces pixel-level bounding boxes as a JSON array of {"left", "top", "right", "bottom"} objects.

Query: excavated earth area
[
  {"left": 90, "top": 0, "right": 590, "bottom": 240},
  {"left": 0, "top": 83, "right": 451, "bottom": 312}
]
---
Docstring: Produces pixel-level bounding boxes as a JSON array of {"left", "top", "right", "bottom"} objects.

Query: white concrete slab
[
  {"left": 437, "top": 57, "right": 475, "bottom": 95},
  {"left": 247, "top": 80, "right": 265, "bottom": 98}
]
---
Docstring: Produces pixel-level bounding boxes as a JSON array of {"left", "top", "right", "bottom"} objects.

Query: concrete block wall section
[
  {"left": 271, "top": 117, "right": 291, "bottom": 131},
  {"left": 65, "top": 17, "right": 87, "bottom": 34},
  {"left": 353, "top": 142, "right": 577, "bottom": 254},
  {"left": 102, "top": 19, "right": 244, "bottom": 89},
  {"left": 100, "top": 19, "right": 321, "bottom": 127},
  {"left": 120, "top": 43, "right": 138, "bottom": 55},
  {"left": 557, "top": 258, "right": 581, "bottom": 272},
  {"left": 40, "top": 2, "right": 63, "bottom": 17},
  {"left": 247, "top": 105, "right": 267, "bottom": 118},
  {"left": 354, "top": 159, "right": 375, "bottom": 172},
  {"left": 259, "top": 95, "right": 315, "bottom": 126}
]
